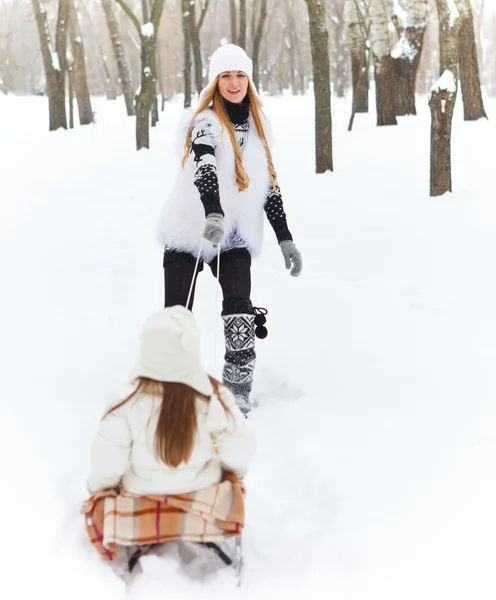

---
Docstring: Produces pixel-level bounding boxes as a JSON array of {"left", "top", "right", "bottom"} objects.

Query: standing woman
[{"left": 158, "top": 44, "right": 302, "bottom": 416}]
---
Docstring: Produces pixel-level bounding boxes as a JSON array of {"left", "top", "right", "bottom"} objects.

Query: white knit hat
[
  {"left": 199, "top": 43, "right": 261, "bottom": 104},
  {"left": 131, "top": 306, "right": 213, "bottom": 397}
]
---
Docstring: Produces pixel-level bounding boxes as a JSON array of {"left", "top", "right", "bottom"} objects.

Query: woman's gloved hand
[
  {"left": 279, "top": 241, "right": 303, "bottom": 277},
  {"left": 203, "top": 213, "right": 224, "bottom": 247}
]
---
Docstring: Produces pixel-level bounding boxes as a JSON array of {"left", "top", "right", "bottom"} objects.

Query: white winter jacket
[{"left": 87, "top": 383, "right": 255, "bottom": 496}]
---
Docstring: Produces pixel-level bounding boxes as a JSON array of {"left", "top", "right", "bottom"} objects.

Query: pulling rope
[{"left": 185, "top": 240, "right": 222, "bottom": 373}]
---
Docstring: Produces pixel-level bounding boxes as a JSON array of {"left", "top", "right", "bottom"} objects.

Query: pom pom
[
  {"left": 254, "top": 314, "right": 266, "bottom": 326},
  {"left": 255, "top": 325, "right": 268, "bottom": 339}
]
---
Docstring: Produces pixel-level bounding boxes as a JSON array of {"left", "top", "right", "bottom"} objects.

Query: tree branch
[
  {"left": 150, "top": 0, "right": 165, "bottom": 27},
  {"left": 197, "top": 0, "right": 210, "bottom": 31},
  {"left": 115, "top": 0, "right": 141, "bottom": 34}
]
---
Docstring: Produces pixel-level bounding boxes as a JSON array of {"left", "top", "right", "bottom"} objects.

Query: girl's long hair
[
  {"left": 103, "top": 376, "right": 230, "bottom": 468},
  {"left": 181, "top": 79, "right": 278, "bottom": 192}
]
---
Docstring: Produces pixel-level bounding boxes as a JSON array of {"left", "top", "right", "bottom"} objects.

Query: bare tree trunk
[
  {"left": 189, "top": 1, "right": 202, "bottom": 95},
  {"left": 101, "top": 0, "right": 135, "bottom": 116},
  {"left": 429, "top": 0, "right": 460, "bottom": 196},
  {"left": 181, "top": 0, "right": 192, "bottom": 107},
  {"left": 305, "top": 0, "right": 333, "bottom": 173},
  {"left": 69, "top": 0, "right": 93, "bottom": 125},
  {"left": 369, "top": 0, "right": 397, "bottom": 126},
  {"left": 252, "top": 0, "right": 267, "bottom": 91},
  {"left": 32, "top": 0, "right": 67, "bottom": 130},
  {"left": 392, "top": 0, "right": 429, "bottom": 116},
  {"left": 345, "top": 0, "right": 368, "bottom": 130},
  {"left": 456, "top": 0, "right": 487, "bottom": 120},
  {"left": 239, "top": 0, "right": 246, "bottom": 49},
  {"left": 229, "top": 0, "right": 237, "bottom": 44},
  {"left": 68, "top": 54, "right": 74, "bottom": 128}
]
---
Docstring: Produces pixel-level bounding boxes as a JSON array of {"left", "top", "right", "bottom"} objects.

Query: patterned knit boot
[{"left": 222, "top": 299, "right": 256, "bottom": 415}]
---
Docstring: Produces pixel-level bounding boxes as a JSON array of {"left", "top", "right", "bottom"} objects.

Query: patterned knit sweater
[{"left": 190, "top": 98, "right": 293, "bottom": 244}]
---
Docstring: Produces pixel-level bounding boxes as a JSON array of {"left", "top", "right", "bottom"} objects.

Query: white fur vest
[{"left": 157, "top": 108, "right": 270, "bottom": 263}]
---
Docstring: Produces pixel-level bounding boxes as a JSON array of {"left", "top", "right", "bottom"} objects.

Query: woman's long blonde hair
[
  {"left": 182, "top": 79, "right": 278, "bottom": 192},
  {"left": 104, "top": 376, "right": 231, "bottom": 468}
]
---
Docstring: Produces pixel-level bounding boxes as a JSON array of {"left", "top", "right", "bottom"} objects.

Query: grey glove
[
  {"left": 280, "top": 240, "right": 303, "bottom": 277},
  {"left": 203, "top": 213, "right": 224, "bottom": 247}
]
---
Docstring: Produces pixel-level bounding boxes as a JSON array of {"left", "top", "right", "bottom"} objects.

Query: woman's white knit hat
[
  {"left": 131, "top": 306, "right": 213, "bottom": 397},
  {"left": 199, "top": 43, "right": 261, "bottom": 104}
]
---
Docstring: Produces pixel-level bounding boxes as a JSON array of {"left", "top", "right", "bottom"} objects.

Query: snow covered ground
[{"left": 1, "top": 90, "right": 495, "bottom": 600}]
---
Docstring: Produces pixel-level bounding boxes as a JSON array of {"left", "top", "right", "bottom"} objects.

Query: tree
[
  {"left": 181, "top": 0, "right": 193, "bottom": 107},
  {"left": 369, "top": 0, "right": 397, "bottom": 125},
  {"left": 229, "top": 0, "right": 237, "bottom": 44},
  {"left": 391, "top": 0, "right": 429, "bottom": 116},
  {"left": 238, "top": 0, "right": 246, "bottom": 49},
  {"left": 252, "top": 0, "right": 268, "bottom": 91},
  {"left": 32, "top": 0, "right": 67, "bottom": 131},
  {"left": 455, "top": 0, "right": 487, "bottom": 120},
  {"left": 190, "top": 0, "right": 210, "bottom": 96},
  {"left": 69, "top": 0, "right": 93, "bottom": 125},
  {"left": 116, "top": 0, "right": 166, "bottom": 149},
  {"left": 429, "top": 0, "right": 461, "bottom": 196},
  {"left": 101, "top": 0, "right": 135, "bottom": 116},
  {"left": 305, "top": 0, "right": 333, "bottom": 173},
  {"left": 345, "top": 0, "right": 369, "bottom": 130}
]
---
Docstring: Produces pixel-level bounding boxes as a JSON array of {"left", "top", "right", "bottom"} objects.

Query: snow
[
  {"left": 141, "top": 22, "right": 154, "bottom": 38},
  {"left": 51, "top": 49, "right": 61, "bottom": 72},
  {"left": 447, "top": 0, "right": 460, "bottom": 27},
  {"left": 1, "top": 92, "right": 496, "bottom": 600},
  {"left": 391, "top": 33, "right": 417, "bottom": 61},
  {"left": 430, "top": 69, "right": 458, "bottom": 98}
]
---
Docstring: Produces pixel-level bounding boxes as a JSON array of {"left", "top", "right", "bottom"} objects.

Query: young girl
[
  {"left": 87, "top": 306, "right": 255, "bottom": 497},
  {"left": 158, "top": 44, "right": 303, "bottom": 416}
]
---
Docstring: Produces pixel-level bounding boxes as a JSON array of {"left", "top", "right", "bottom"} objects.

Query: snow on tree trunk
[
  {"left": 429, "top": 0, "right": 460, "bottom": 196},
  {"left": 101, "top": 0, "right": 135, "bottom": 116},
  {"left": 369, "top": 0, "right": 397, "bottom": 126},
  {"left": 456, "top": 0, "right": 487, "bottom": 120},
  {"left": 345, "top": 0, "right": 369, "bottom": 129},
  {"left": 392, "top": 0, "right": 429, "bottom": 116},
  {"left": 32, "top": 0, "right": 67, "bottom": 131},
  {"left": 181, "top": 0, "right": 192, "bottom": 108},
  {"left": 69, "top": 0, "right": 93, "bottom": 125},
  {"left": 305, "top": 0, "right": 333, "bottom": 173}
]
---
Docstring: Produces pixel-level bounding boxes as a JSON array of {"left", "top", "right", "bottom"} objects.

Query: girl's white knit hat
[
  {"left": 199, "top": 43, "right": 261, "bottom": 103},
  {"left": 131, "top": 306, "right": 213, "bottom": 397}
]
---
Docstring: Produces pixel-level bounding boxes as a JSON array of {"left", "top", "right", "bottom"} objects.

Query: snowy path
[{"left": 1, "top": 93, "right": 495, "bottom": 600}]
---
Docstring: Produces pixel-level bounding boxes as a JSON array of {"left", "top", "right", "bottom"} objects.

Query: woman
[
  {"left": 158, "top": 44, "right": 303, "bottom": 416},
  {"left": 87, "top": 306, "right": 255, "bottom": 497}
]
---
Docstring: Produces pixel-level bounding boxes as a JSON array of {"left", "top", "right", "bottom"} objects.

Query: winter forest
[{"left": 1, "top": 1, "right": 495, "bottom": 599}]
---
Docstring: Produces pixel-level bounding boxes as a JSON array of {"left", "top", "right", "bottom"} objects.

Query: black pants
[
  {"left": 163, "top": 247, "right": 253, "bottom": 314},
  {"left": 163, "top": 247, "right": 256, "bottom": 413}
]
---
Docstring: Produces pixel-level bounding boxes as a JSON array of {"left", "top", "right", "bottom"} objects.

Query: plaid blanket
[{"left": 82, "top": 473, "right": 244, "bottom": 561}]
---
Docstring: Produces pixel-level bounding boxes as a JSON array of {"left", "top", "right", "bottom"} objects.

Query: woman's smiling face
[{"left": 217, "top": 70, "right": 249, "bottom": 103}]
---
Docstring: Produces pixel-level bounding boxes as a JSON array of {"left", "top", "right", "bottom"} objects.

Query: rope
[
  {"left": 185, "top": 241, "right": 203, "bottom": 311},
  {"left": 185, "top": 241, "right": 222, "bottom": 374}
]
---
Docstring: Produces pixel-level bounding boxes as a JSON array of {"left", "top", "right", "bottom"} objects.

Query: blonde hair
[{"left": 181, "top": 79, "right": 278, "bottom": 192}]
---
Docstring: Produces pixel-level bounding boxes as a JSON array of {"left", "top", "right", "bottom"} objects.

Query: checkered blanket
[{"left": 82, "top": 473, "right": 244, "bottom": 561}]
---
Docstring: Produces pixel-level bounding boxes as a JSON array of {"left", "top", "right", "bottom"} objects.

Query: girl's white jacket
[{"left": 87, "top": 383, "right": 255, "bottom": 496}]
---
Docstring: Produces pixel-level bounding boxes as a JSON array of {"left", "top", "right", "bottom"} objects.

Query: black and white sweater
[{"left": 190, "top": 99, "right": 293, "bottom": 244}]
